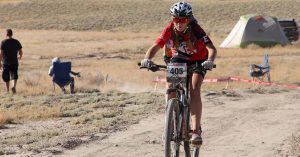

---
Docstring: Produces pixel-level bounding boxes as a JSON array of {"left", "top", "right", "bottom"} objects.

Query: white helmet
[
  {"left": 170, "top": 2, "right": 193, "bottom": 18},
  {"left": 52, "top": 57, "right": 60, "bottom": 64}
]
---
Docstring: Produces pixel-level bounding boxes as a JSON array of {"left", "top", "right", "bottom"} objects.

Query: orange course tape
[{"left": 152, "top": 76, "right": 300, "bottom": 89}]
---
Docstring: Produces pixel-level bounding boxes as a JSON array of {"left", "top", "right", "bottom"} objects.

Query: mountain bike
[{"left": 139, "top": 61, "right": 215, "bottom": 157}]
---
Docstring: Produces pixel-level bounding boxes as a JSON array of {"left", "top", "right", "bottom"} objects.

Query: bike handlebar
[
  {"left": 137, "top": 62, "right": 216, "bottom": 72},
  {"left": 137, "top": 62, "right": 167, "bottom": 68}
]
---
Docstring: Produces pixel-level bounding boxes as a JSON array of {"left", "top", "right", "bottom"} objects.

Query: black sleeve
[
  {"left": 17, "top": 40, "right": 22, "bottom": 50},
  {"left": 0, "top": 41, "right": 4, "bottom": 50}
]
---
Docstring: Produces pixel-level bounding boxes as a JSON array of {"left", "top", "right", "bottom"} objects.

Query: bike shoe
[{"left": 190, "top": 132, "right": 203, "bottom": 146}]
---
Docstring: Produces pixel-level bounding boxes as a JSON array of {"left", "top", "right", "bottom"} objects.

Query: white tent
[{"left": 220, "top": 14, "right": 290, "bottom": 48}]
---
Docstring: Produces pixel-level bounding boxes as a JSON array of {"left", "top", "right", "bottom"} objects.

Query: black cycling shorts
[
  {"left": 170, "top": 58, "right": 207, "bottom": 79},
  {"left": 2, "top": 64, "right": 18, "bottom": 82}
]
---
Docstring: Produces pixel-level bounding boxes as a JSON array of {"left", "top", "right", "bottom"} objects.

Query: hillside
[{"left": 0, "top": 0, "right": 300, "bottom": 33}]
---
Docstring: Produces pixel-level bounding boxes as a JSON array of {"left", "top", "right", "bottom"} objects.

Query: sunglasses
[{"left": 173, "top": 18, "right": 189, "bottom": 23}]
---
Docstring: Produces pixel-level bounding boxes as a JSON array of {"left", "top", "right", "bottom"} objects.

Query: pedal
[
  {"left": 190, "top": 138, "right": 203, "bottom": 147},
  {"left": 190, "top": 141, "right": 202, "bottom": 148}
]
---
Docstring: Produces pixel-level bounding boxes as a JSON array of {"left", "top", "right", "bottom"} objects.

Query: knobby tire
[{"left": 165, "top": 98, "right": 180, "bottom": 157}]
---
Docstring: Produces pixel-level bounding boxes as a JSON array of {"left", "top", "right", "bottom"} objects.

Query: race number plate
[{"left": 166, "top": 63, "right": 187, "bottom": 82}]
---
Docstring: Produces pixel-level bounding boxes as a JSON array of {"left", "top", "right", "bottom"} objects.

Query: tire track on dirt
[{"left": 62, "top": 89, "right": 300, "bottom": 157}]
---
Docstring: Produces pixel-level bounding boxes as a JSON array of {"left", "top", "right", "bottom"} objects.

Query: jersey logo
[{"left": 177, "top": 42, "right": 197, "bottom": 54}]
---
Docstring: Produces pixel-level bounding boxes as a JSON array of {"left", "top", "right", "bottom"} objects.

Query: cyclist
[{"left": 140, "top": 2, "right": 217, "bottom": 145}]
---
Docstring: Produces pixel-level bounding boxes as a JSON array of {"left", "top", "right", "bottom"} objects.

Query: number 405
[{"left": 170, "top": 68, "right": 184, "bottom": 74}]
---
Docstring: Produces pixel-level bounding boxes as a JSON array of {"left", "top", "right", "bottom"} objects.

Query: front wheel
[
  {"left": 184, "top": 141, "right": 191, "bottom": 157},
  {"left": 165, "top": 98, "right": 181, "bottom": 157},
  {"left": 192, "top": 147, "right": 200, "bottom": 157}
]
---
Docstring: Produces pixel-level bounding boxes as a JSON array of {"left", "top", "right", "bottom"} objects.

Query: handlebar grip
[
  {"left": 138, "top": 62, "right": 141, "bottom": 66},
  {"left": 213, "top": 64, "right": 216, "bottom": 68}
]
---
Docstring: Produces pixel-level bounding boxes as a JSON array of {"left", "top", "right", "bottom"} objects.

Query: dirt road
[{"left": 62, "top": 89, "right": 300, "bottom": 157}]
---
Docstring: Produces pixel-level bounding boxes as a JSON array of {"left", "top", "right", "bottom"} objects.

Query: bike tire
[
  {"left": 192, "top": 147, "right": 200, "bottom": 157},
  {"left": 184, "top": 141, "right": 191, "bottom": 157},
  {"left": 184, "top": 108, "right": 200, "bottom": 157},
  {"left": 184, "top": 107, "right": 191, "bottom": 157},
  {"left": 165, "top": 98, "right": 181, "bottom": 157}
]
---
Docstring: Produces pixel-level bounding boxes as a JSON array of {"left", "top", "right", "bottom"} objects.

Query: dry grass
[
  {"left": 277, "top": 133, "right": 300, "bottom": 156},
  {"left": 0, "top": 106, "right": 59, "bottom": 124},
  {"left": 0, "top": 0, "right": 23, "bottom": 4},
  {"left": 0, "top": 110, "right": 14, "bottom": 124},
  {"left": 0, "top": 91, "right": 164, "bottom": 154},
  {"left": 289, "top": 134, "right": 300, "bottom": 156},
  {"left": 0, "top": 28, "right": 158, "bottom": 94},
  {"left": 0, "top": 0, "right": 298, "bottom": 94},
  {"left": 0, "top": 0, "right": 299, "bottom": 33},
  {"left": 0, "top": 29, "right": 298, "bottom": 94}
]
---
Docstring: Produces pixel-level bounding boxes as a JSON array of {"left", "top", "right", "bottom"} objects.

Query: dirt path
[
  {"left": 62, "top": 114, "right": 165, "bottom": 157},
  {"left": 62, "top": 89, "right": 300, "bottom": 157}
]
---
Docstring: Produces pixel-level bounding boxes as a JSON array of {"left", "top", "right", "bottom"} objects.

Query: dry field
[
  {"left": 0, "top": 0, "right": 299, "bottom": 156},
  {"left": 0, "top": 91, "right": 164, "bottom": 156},
  {"left": 0, "top": 29, "right": 297, "bottom": 94},
  {"left": 0, "top": 0, "right": 300, "bottom": 34}
]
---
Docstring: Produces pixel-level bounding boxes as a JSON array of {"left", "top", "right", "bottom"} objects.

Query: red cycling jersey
[{"left": 155, "top": 22, "right": 212, "bottom": 61}]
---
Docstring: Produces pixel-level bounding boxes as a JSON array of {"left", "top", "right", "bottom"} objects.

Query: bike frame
[{"left": 166, "top": 68, "right": 192, "bottom": 143}]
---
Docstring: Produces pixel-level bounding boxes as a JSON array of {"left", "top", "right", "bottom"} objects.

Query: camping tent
[{"left": 220, "top": 14, "right": 290, "bottom": 48}]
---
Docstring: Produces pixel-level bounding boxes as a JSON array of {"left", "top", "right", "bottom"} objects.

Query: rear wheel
[
  {"left": 184, "top": 108, "right": 200, "bottom": 157},
  {"left": 165, "top": 98, "right": 181, "bottom": 157},
  {"left": 183, "top": 107, "right": 191, "bottom": 157}
]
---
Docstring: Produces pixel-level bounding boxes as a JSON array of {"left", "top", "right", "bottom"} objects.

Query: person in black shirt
[{"left": 0, "top": 29, "right": 23, "bottom": 94}]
